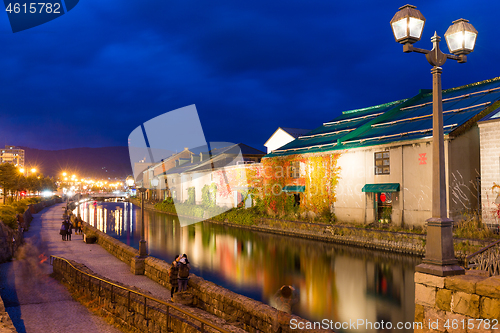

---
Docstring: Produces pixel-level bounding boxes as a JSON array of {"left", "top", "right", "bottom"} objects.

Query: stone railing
[
  {"left": 466, "top": 239, "right": 500, "bottom": 276},
  {"left": 51, "top": 256, "right": 243, "bottom": 333},
  {"left": 82, "top": 222, "right": 330, "bottom": 333},
  {"left": 415, "top": 271, "right": 500, "bottom": 331}
]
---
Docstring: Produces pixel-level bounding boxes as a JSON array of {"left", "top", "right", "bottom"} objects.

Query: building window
[
  {"left": 291, "top": 161, "right": 300, "bottom": 179},
  {"left": 375, "top": 151, "right": 390, "bottom": 175}
]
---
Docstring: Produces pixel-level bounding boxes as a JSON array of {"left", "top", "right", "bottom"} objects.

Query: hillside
[{"left": 20, "top": 146, "right": 132, "bottom": 179}]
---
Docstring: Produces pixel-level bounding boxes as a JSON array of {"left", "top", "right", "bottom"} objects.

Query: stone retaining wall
[
  {"left": 0, "top": 198, "right": 61, "bottom": 263},
  {"left": 415, "top": 271, "right": 500, "bottom": 332},
  {"left": 0, "top": 293, "right": 16, "bottom": 333},
  {"left": 0, "top": 221, "right": 22, "bottom": 264},
  {"left": 51, "top": 257, "right": 246, "bottom": 333},
  {"left": 83, "top": 222, "right": 331, "bottom": 333}
]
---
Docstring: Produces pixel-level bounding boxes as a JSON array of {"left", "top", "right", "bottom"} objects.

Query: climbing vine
[
  {"left": 493, "top": 183, "right": 500, "bottom": 219},
  {"left": 259, "top": 153, "right": 341, "bottom": 218},
  {"left": 201, "top": 183, "right": 217, "bottom": 208},
  {"left": 210, "top": 153, "right": 342, "bottom": 219},
  {"left": 186, "top": 187, "right": 195, "bottom": 205}
]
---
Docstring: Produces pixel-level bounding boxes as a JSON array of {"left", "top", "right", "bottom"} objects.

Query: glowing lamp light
[
  {"left": 390, "top": 4, "right": 425, "bottom": 45},
  {"left": 19, "top": 168, "right": 25, "bottom": 173},
  {"left": 151, "top": 177, "right": 159, "bottom": 187},
  {"left": 444, "top": 19, "right": 477, "bottom": 56}
]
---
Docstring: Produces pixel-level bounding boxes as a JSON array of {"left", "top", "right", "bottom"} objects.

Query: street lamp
[
  {"left": 125, "top": 175, "right": 147, "bottom": 256},
  {"left": 391, "top": 5, "right": 477, "bottom": 277},
  {"left": 137, "top": 186, "right": 148, "bottom": 257},
  {"left": 151, "top": 176, "right": 159, "bottom": 202}
]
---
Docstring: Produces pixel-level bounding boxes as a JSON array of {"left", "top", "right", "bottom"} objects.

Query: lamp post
[
  {"left": 391, "top": 5, "right": 477, "bottom": 277},
  {"left": 137, "top": 187, "right": 148, "bottom": 257},
  {"left": 126, "top": 176, "right": 148, "bottom": 257},
  {"left": 151, "top": 176, "right": 159, "bottom": 203}
]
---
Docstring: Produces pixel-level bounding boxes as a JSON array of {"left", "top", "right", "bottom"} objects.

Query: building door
[{"left": 377, "top": 192, "right": 392, "bottom": 224}]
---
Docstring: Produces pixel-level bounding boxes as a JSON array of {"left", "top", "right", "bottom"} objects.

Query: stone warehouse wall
[
  {"left": 479, "top": 119, "right": 500, "bottom": 227},
  {"left": 51, "top": 257, "right": 246, "bottom": 333},
  {"left": 414, "top": 271, "right": 500, "bottom": 332},
  {"left": 83, "top": 222, "right": 330, "bottom": 333}
]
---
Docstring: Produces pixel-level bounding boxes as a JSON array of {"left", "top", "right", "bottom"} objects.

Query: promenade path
[{"left": 0, "top": 203, "right": 171, "bottom": 333}]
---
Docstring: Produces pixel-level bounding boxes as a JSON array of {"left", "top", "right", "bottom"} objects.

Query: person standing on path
[
  {"left": 66, "top": 220, "right": 73, "bottom": 241},
  {"left": 169, "top": 255, "right": 180, "bottom": 300},
  {"left": 60, "top": 221, "right": 67, "bottom": 241},
  {"left": 177, "top": 254, "right": 190, "bottom": 292}
]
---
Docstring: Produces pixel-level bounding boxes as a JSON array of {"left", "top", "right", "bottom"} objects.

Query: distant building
[
  {"left": 478, "top": 107, "right": 500, "bottom": 227},
  {"left": 164, "top": 143, "right": 265, "bottom": 207},
  {"left": 1, "top": 145, "right": 24, "bottom": 168},
  {"left": 264, "top": 127, "right": 311, "bottom": 153}
]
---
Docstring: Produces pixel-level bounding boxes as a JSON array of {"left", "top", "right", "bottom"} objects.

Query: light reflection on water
[{"left": 79, "top": 201, "right": 420, "bottom": 332}]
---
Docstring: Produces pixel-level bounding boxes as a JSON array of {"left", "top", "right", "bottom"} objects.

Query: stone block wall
[
  {"left": 83, "top": 223, "right": 139, "bottom": 266},
  {"left": 415, "top": 271, "right": 500, "bottom": 332},
  {"left": 0, "top": 221, "right": 23, "bottom": 263},
  {"left": 51, "top": 257, "right": 247, "bottom": 333},
  {"left": 84, "top": 222, "right": 330, "bottom": 333},
  {"left": 0, "top": 290, "right": 16, "bottom": 333},
  {"left": 144, "top": 256, "right": 316, "bottom": 333}
]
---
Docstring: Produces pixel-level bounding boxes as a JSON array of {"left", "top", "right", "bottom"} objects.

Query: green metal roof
[
  {"left": 362, "top": 183, "right": 400, "bottom": 193},
  {"left": 266, "top": 77, "right": 500, "bottom": 158}
]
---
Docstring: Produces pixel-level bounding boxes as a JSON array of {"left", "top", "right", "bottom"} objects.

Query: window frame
[{"left": 374, "top": 151, "right": 390, "bottom": 175}]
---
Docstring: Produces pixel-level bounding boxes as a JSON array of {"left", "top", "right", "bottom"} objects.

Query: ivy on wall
[
  {"left": 210, "top": 153, "right": 341, "bottom": 219},
  {"left": 259, "top": 153, "right": 341, "bottom": 218},
  {"left": 201, "top": 183, "right": 217, "bottom": 208},
  {"left": 186, "top": 187, "right": 195, "bottom": 205}
]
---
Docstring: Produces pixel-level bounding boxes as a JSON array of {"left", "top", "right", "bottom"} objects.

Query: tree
[{"left": 0, "top": 163, "right": 19, "bottom": 204}]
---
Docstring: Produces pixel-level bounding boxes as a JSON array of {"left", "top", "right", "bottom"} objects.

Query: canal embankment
[
  {"left": 82, "top": 221, "right": 332, "bottom": 333},
  {"left": 133, "top": 199, "right": 493, "bottom": 260}
]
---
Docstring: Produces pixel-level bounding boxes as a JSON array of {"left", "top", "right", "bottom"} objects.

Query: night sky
[{"left": 0, "top": 0, "right": 499, "bottom": 152}]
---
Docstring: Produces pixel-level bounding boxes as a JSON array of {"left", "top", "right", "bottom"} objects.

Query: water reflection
[{"left": 79, "top": 201, "right": 420, "bottom": 332}]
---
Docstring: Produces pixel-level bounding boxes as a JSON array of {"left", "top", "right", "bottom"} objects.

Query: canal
[{"left": 78, "top": 200, "right": 421, "bottom": 332}]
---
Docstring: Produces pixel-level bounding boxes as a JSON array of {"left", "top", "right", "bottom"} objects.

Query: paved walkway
[{"left": 0, "top": 203, "right": 171, "bottom": 333}]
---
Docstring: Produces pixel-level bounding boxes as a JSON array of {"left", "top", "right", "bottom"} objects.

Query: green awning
[
  {"left": 362, "top": 183, "right": 400, "bottom": 193},
  {"left": 283, "top": 185, "right": 305, "bottom": 193}
]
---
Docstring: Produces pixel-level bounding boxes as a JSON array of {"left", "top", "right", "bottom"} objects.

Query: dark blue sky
[{"left": 0, "top": 0, "right": 498, "bottom": 151}]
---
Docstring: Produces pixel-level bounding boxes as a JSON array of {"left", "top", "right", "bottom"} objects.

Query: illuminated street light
[
  {"left": 138, "top": 186, "right": 148, "bottom": 257},
  {"left": 390, "top": 4, "right": 425, "bottom": 45},
  {"left": 391, "top": 5, "right": 477, "bottom": 277},
  {"left": 151, "top": 176, "right": 159, "bottom": 202}
]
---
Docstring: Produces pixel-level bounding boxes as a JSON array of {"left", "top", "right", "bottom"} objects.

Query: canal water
[{"left": 78, "top": 200, "right": 421, "bottom": 332}]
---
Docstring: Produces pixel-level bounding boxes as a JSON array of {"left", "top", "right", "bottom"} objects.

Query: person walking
[
  {"left": 177, "top": 254, "right": 190, "bottom": 292},
  {"left": 66, "top": 220, "right": 73, "bottom": 241},
  {"left": 59, "top": 221, "right": 67, "bottom": 241},
  {"left": 169, "top": 255, "right": 180, "bottom": 301},
  {"left": 77, "top": 217, "right": 82, "bottom": 235}
]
